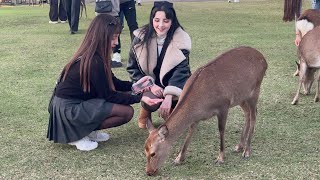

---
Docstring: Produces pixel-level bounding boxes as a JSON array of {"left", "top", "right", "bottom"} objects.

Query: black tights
[{"left": 99, "top": 104, "right": 134, "bottom": 129}]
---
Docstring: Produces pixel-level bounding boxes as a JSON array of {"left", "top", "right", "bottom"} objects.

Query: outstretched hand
[{"left": 141, "top": 96, "right": 163, "bottom": 106}]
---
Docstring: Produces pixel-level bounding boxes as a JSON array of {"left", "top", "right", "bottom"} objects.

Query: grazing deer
[
  {"left": 144, "top": 46, "right": 268, "bottom": 176},
  {"left": 292, "top": 9, "right": 320, "bottom": 76},
  {"left": 80, "top": 0, "right": 87, "bottom": 19},
  {"left": 291, "top": 26, "right": 320, "bottom": 105}
]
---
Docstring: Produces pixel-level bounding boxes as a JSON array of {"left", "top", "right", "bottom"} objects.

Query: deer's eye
[{"left": 150, "top": 152, "right": 155, "bottom": 157}]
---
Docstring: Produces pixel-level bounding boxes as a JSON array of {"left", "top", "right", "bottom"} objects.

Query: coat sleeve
[
  {"left": 163, "top": 49, "right": 191, "bottom": 98},
  {"left": 112, "top": 74, "right": 133, "bottom": 92},
  {"left": 91, "top": 57, "right": 142, "bottom": 105},
  {"left": 127, "top": 37, "right": 145, "bottom": 83}
]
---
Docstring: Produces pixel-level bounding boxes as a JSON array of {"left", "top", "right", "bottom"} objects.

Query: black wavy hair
[{"left": 137, "top": 1, "right": 183, "bottom": 55}]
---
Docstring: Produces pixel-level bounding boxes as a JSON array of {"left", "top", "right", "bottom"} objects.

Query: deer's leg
[
  {"left": 215, "top": 108, "right": 228, "bottom": 165},
  {"left": 80, "top": 4, "right": 83, "bottom": 18},
  {"left": 83, "top": 3, "right": 87, "bottom": 18},
  {"left": 242, "top": 97, "right": 259, "bottom": 159},
  {"left": 173, "top": 122, "right": 199, "bottom": 165},
  {"left": 314, "top": 72, "right": 320, "bottom": 102},
  {"left": 292, "top": 62, "right": 307, "bottom": 105},
  {"left": 235, "top": 101, "right": 251, "bottom": 153}
]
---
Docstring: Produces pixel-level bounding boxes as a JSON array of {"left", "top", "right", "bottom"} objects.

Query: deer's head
[{"left": 144, "top": 118, "right": 170, "bottom": 176}]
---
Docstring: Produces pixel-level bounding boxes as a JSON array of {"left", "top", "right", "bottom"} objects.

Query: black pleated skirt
[{"left": 47, "top": 96, "right": 113, "bottom": 143}]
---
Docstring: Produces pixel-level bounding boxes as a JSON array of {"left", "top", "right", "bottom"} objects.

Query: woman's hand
[
  {"left": 158, "top": 95, "right": 172, "bottom": 119},
  {"left": 141, "top": 95, "right": 163, "bottom": 106},
  {"left": 150, "top": 85, "right": 163, "bottom": 98}
]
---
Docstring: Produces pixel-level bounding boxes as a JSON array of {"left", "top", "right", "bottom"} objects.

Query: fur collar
[{"left": 133, "top": 27, "right": 191, "bottom": 85}]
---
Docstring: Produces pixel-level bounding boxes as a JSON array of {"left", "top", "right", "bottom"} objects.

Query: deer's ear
[
  {"left": 158, "top": 125, "right": 168, "bottom": 141},
  {"left": 146, "top": 118, "right": 155, "bottom": 133}
]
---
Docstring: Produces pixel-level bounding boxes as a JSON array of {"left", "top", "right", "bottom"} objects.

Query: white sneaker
[
  {"left": 88, "top": 131, "right": 110, "bottom": 142},
  {"left": 112, "top": 52, "right": 121, "bottom": 62},
  {"left": 60, "top": 20, "right": 67, "bottom": 23},
  {"left": 49, "top": 20, "right": 59, "bottom": 24},
  {"left": 68, "top": 136, "right": 98, "bottom": 151}
]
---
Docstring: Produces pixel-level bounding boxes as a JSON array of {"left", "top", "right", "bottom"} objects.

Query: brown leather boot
[{"left": 138, "top": 107, "right": 151, "bottom": 129}]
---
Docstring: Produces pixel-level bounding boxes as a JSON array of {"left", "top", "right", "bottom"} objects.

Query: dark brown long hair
[
  {"left": 62, "top": 14, "right": 122, "bottom": 92},
  {"left": 283, "top": 0, "right": 302, "bottom": 22}
]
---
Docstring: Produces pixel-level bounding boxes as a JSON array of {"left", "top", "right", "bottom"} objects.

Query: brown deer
[
  {"left": 292, "top": 9, "right": 320, "bottom": 77},
  {"left": 291, "top": 25, "right": 320, "bottom": 105},
  {"left": 144, "top": 46, "right": 268, "bottom": 176},
  {"left": 282, "top": 0, "right": 320, "bottom": 77}
]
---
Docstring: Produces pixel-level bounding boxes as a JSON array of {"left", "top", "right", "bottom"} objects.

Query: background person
[
  {"left": 49, "top": 0, "right": 67, "bottom": 24},
  {"left": 47, "top": 14, "right": 162, "bottom": 151},
  {"left": 119, "top": 0, "right": 138, "bottom": 40},
  {"left": 117, "top": 0, "right": 139, "bottom": 67},
  {"left": 312, "top": 0, "right": 320, "bottom": 9},
  {"left": 95, "top": 0, "right": 123, "bottom": 68},
  {"left": 63, "top": 0, "right": 81, "bottom": 34},
  {"left": 127, "top": 1, "right": 192, "bottom": 129}
]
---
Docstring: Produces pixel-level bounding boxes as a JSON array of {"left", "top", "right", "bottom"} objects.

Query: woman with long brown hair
[{"left": 47, "top": 14, "right": 162, "bottom": 151}]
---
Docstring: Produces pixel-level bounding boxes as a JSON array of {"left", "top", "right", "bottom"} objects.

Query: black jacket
[
  {"left": 55, "top": 54, "right": 141, "bottom": 105},
  {"left": 127, "top": 27, "right": 192, "bottom": 99}
]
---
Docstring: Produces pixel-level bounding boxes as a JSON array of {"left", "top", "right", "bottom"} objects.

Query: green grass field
[{"left": 1, "top": 0, "right": 320, "bottom": 179}]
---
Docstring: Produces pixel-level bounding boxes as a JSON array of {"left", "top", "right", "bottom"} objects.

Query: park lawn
[{"left": 1, "top": 0, "right": 320, "bottom": 179}]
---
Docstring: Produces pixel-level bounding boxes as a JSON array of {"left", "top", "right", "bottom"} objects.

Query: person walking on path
[
  {"left": 115, "top": 0, "right": 139, "bottom": 67},
  {"left": 120, "top": 0, "right": 139, "bottom": 40},
  {"left": 63, "top": 0, "right": 81, "bottom": 34},
  {"left": 49, "top": 0, "right": 67, "bottom": 24},
  {"left": 95, "top": 0, "right": 123, "bottom": 68},
  {"left": 312, "top": 0, "right": 320, "bottom": 9}
]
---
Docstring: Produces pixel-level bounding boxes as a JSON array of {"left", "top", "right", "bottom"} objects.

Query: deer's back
[
  {"left": 299, "top": 26, "right": 320, "bottom": 67},
  {"left": 180, "top": 46, "right": 267, "bottom": 109}
]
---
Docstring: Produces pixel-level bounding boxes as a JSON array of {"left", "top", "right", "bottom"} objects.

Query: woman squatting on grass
[
  {"left": 47, "top": 14, "right": 162, "bottom": 151},
  {"left": 127, "top": 1, "right": 192, "bottom": 129}
]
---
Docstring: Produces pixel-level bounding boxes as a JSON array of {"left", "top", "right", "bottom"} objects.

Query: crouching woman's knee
[{"left": 124, "top": 106, "right": 134, "bottom": 123}]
